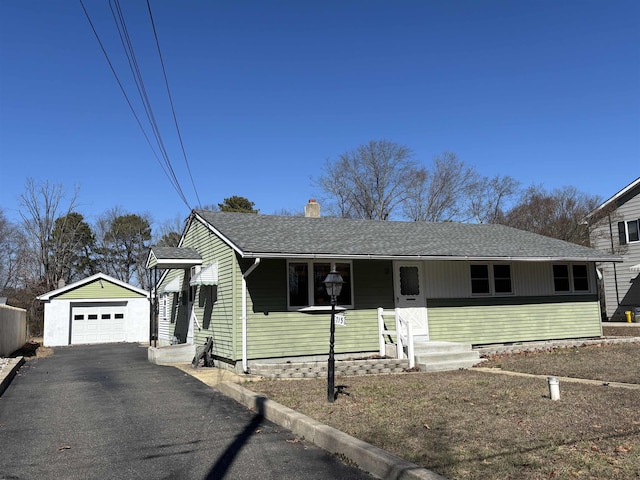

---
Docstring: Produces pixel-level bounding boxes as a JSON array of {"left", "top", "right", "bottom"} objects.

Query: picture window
[{"left": 288, "top": 261, "right": 352, "bottom": 308}]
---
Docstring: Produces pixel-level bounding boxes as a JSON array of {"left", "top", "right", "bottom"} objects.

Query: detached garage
[{"left": 38, "top": 273, "right": 150, "bottom": 347}]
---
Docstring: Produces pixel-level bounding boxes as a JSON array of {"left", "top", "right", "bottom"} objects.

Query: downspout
[
  {"left": 607, "top": 214, "right": 620, "bottom": 309},
  {"left": 242, "top": 258, "right": 261, "bottom": 373}
]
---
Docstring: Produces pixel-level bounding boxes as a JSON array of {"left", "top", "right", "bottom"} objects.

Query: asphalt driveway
[{"left": 0, "top": 343, "right": 371, "bottom": 480}]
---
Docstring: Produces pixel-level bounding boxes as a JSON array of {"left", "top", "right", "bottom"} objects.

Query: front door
[{"left": 394, "top": 262, "right": 429, "bottom": 337}]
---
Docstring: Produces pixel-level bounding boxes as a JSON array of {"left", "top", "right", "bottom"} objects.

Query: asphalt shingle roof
[
  {"left": 195, "top": 210, "right": 620, "bottom": 262},
  {"left": 150, "top": 246, "right": 202, "bottom": 260}
]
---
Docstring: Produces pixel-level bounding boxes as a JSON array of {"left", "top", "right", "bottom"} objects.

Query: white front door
[{"left": 394, "top": 262, "right": 429, "bottom": 337}]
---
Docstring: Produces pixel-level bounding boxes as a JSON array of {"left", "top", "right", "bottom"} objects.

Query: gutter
[
  {"left": 235, "top": 252, "right": 623, "bottom": 263},
  {"left": 242, "top": 258, "right": 261, "bottom": 373}
]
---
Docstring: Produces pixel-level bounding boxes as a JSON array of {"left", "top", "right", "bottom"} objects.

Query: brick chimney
[{"left": 304, "top": 199, "right": 320, "bottom": 218}]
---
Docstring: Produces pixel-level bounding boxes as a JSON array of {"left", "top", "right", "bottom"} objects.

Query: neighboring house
[
  {"left": 587, "top": 177, "right": 640, "bottom": 321},
  {"left": 38, "top": 272, "right": 150, "bottom": 347},
  {"left": 146, "top": 203, "right": 620, "bottom": 373}
]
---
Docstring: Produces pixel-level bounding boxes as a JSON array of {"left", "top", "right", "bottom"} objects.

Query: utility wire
[
  {"left": 79, "top": 0, "right": 192, "bottom": 211},
  {"left": 110, "top": 0, "right": 188, "bottom": 207},
  {"left": 147, "top": 0, "right": 202, "bottom": 209}
]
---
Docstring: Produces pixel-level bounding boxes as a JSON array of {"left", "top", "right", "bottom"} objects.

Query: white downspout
[{"left": 242, "top": 258, "right": 261, "bottom": 373}]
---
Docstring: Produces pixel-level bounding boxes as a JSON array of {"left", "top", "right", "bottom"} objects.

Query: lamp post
[{"left": 323, "top": 269, "right": 344, "bottom": 403}]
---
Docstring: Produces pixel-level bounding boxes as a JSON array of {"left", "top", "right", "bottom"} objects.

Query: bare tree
[
  {"left": 466, "top": 174, "right": 521, "bottom": 224},
  {"left": 314, "top": 140, "right": 427, "bottom": 220},
  {"left": 18, "top": 179, "right": 80, "bottom": 292},
  {"left": 152, "top": 214, "right": 186, "bottom": 247},
  {"left": 498, "top": 185, "right": 601, "bottom": 246},
  {"left": 404, "top": 152, "right": 477, "bottom": 222},
  {"left": 0, "top": 209, "right": 29, "bottom": 292}
]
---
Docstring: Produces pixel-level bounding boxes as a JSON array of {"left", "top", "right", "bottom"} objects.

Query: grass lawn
[{"left": 248, "top": 343, "right": 640, "bottom": 480}]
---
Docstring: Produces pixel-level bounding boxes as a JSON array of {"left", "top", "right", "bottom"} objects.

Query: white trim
[
  {"left": 630, "top": 264, "right": 640, "bottom": 273},
  {"left": 237, "top": 252, "right": 622, "bottom": 263},
  {"left": 297, "top": 305, "right": 347, "bottom": 313},
  {"left": 587, "top": 177, "right": 640, "bottom": 218}
]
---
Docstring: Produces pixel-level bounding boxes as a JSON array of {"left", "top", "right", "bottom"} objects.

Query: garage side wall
[{"left": 43, "top": 300, "right": 72, "bottom": 346}]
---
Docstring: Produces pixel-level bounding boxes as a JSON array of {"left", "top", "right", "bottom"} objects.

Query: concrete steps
[{"left": 413, "top": 340, "right": 485, "bottom": 372}]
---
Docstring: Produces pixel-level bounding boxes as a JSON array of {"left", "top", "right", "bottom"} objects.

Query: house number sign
[{"left": 334, "top": 314, "right": 346, "bottom": 326}]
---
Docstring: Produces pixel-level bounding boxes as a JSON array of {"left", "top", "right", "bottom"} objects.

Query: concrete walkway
[{"left": 474, "top": 367, "right": 640, "bottom": 390}]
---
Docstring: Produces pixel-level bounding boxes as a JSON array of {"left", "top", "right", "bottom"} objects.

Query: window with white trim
[
  {"left": 287, "top": 261, "right": 352, "bottom": 308},
  {"left": 553, "top": 264, "right": 590, "bottom": 293},
  {"left": 618, "top": 219, "right": 640, "bottom": 245},
  {"left": 470, "top": 264, "right": 512, "bottom": 295},
  {"left": 159, "top": 293, "right": 170, "bottom": 323}
]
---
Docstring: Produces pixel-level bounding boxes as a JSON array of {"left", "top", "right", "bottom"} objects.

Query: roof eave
[{"left": 237, "top": 251, "right": 623, "bottom": 263}]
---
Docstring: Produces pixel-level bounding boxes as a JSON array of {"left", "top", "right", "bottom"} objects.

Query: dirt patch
[
  {"left": 603, "top": 324, "right": 640, "bottom": 337},
  {"left": 9, "top": 339, "right": 53, "bottom": 360},
  {"left": 247, "top": 343, "right": 640, "bottom": 480}
]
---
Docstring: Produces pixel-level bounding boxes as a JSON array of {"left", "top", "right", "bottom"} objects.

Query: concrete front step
[
  {"left": 413, "top": 341, "right": 473, "bottom": 355},
  {"left": 413, "top": 341, "right": 485, "bottom": 372},
  {"left": 417, "top": 358, "right": 485, "bottom": 372}
]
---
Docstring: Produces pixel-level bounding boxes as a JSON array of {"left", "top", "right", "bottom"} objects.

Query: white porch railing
[{"left": 377, "top": 307, "right": 414, "bottom": 368}]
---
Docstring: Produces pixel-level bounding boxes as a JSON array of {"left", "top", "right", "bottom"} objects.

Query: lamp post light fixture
[{"left": 323, "top": 268, "right": 344, "bottom": 403}]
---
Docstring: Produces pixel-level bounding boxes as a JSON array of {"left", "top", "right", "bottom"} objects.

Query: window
[
  {"left": 572, "top": 265, "right": 589, "bottom": 291},
  {"left": 618, "top": 219, "right": 640, "bottom": 245},
  {"left": 493, "top": 265, "right": 512, "bottom": 293},
  {"left": 470, "top": 264, "right": 512, "bottom": 295},
  {"left": 74, "top": 314, "right": 84, "bottom": 321},
  {"left": 114, "top": 313, "right": 124, "bottom": 319},
  {"left": 288, "top": 261, "right": 352, "bottom": 308},
  {"left": 553, "top": 264, "right": 590, "bottom": 293},
  {"left": 399, "top": 266, "right": 420, "bottom": 295},
  {"left": 470, "top": 265, "right": 490, "bottom": 294}
]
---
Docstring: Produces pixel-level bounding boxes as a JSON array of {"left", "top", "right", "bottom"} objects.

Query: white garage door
[{"left": 71, "top": 305, "right": 126, "bottom": 344}]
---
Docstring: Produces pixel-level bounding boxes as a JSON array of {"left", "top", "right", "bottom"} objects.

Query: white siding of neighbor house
[{"left": 590, "top": 188, "right": 640, "bottom": 320}]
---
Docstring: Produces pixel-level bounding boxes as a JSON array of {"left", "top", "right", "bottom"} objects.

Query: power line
[
  {"left": 146, "top": 0, "right": 202, "bottom": 209},
  {"left": 109, "top": 0, "right": 187, "bottom": 204},
  {"left": 79, "top": 0, "right": 192, "bottom": 211}
]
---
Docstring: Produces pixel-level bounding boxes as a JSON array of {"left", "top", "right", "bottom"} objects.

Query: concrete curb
[
  {"left": 0, "top": 357, "right": 25, "bottom": 398},
  {"left": 217, "top": 381, "right": 447, "bottom": 480}
]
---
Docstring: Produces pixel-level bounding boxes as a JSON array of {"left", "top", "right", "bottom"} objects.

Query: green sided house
[
  {"left": 38, "top": 272, "right": 150, "bottom": 347},
  {"left": 146, "top": 206, "right": 621, "bottom": 373}
]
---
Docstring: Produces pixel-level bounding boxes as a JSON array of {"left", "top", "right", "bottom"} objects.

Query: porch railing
[{"left": 377, "top": 307, "right": 414, "bottom": 368}]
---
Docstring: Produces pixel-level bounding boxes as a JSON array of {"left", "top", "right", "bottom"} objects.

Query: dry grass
[{"left": 248, "top": 343, "right": 640, "bottom": 480}]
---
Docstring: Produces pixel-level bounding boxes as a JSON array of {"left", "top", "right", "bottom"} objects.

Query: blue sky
[{"left": 1, "top": 1, "right": 639, "bottom": 230}]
